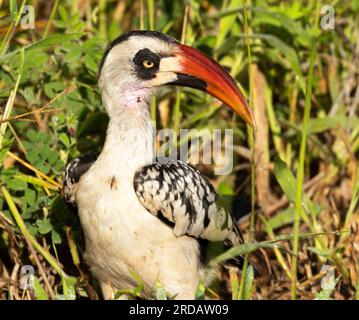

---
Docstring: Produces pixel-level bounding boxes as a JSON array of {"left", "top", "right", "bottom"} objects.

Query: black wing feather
[{"left": 62, "top": 153, "right": 98, "bottom": 206}]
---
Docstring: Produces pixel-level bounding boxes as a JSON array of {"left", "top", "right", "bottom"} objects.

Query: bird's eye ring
[{"left": 142, "top": 59, "right": 155, "bottom": 69}]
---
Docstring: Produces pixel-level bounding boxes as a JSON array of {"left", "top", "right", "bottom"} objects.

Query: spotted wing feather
[{"left": 133, "top": 160, "right": 243, "bottom": 245}]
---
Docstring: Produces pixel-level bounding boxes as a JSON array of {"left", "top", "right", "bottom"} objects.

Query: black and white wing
[
  {"left": 133, "top": 160, "right": 243, "bottom": 246},
  {"left": 62, "top": 153, "right": 98, "bottom": 206}
]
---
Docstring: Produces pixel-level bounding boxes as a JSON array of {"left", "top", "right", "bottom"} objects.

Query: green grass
[
  {"left": 0, "top": 0, "right": 358, "bottom": 300},
  {"left": 291, "top": 1, "right": 321, "bottom": 299},
  {"left": 238, "top": 0, "right": 255, "bottom": 300}
]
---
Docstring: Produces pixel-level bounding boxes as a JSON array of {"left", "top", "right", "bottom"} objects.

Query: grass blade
[
  {"left": 241, "top": 265, "right": 254, "bottom": 300},
  {"left": 43, "top": 0, "right": 60, "bottom": 39},
  {"left": 215, "top": 0, "right": 242, "bottom": 49},
  {"left": 291, "top": 2, "right": 321, "bottom": 300},
  {"left": 9, "top": 0, "right": 18, "bottom": 20},
  {"left": 0, "top": 48, "right": 25, "bottom": 148},
  {"left": 238, "top": 0, "right": 256, "bottom": 300}
]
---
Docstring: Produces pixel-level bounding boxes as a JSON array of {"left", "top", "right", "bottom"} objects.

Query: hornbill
[{"left": 63, "top": 30, "right": 256, "bottom": 300}]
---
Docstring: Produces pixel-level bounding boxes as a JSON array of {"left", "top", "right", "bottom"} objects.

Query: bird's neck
[{"left": 99, "top": 98, "right": 155, "bottom": 176}]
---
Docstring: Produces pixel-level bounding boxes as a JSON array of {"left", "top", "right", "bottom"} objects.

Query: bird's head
[{"left": 99, "top": 30, "right": 255, "bottom": 128}]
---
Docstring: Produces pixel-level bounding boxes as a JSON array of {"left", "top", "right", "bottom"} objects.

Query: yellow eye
[{"left": 143, "top": 59, "right": 155, "bottom": 69}]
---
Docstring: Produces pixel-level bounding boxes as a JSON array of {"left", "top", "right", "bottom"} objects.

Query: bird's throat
[{"left": 98, "top": 103, "right": 155, "bottom": 178}]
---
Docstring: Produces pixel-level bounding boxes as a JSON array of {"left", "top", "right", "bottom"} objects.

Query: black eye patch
[{"left": 133, "top": 48, "right": 160, "bottom": 80}]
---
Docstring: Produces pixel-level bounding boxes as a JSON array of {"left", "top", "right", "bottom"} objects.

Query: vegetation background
[{"left": 0, "top": 0, "right": 358, "bottom": 300}]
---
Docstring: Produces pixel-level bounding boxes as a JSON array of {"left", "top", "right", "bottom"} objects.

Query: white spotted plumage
[{"left": 134, "top": 160, "right": 243, "bottom": 244}]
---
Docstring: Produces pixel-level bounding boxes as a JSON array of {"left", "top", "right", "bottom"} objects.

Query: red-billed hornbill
[{"left": 63, "top": 30, "right": 255, "bottom": 300}]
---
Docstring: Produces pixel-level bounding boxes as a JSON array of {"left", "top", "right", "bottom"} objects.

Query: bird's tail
[
  {"left": 225, "top": 223, "right": 260, "bottom": 276},
  {"left": 222, "top": 242, "right": 259, "bottom": 276},
  {"left": 228, "top": 220, "right": 244, "bottom": 246}
]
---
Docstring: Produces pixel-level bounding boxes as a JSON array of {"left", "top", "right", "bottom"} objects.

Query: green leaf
[
  {"left": 22, "top": 87, "right": 36, "bottom": 104},
  {"left": 0, "top": 139, "right": 13, "bottom": 163},
  {"left": 69, "top": 13, "right": 81, "bottom": 27},
  {"left": 22, "top": 52, "right": 49, "bottom": 76},
  {"left": 36, "top": 219, "right": 53, "bottom": 235},
  {"left": 155, "top": 281, "right": 167, "bottom": 300},
  {"left": 71, "top": 20, "right": 85, "bottom": 33},
  {"left": 267, "top": 207, "right": 295, "bottom": 230},
  {"left": 27, "top": 33, "right": 85, "bottom": 52},
  {"left": 273, "top": 156, "right": 322, "bottom": 217},
  {"left": 44, "top": 82, "right": 66, "bottom": 99},
  {"left": 195, "top": 282, "right": 206, "bottom": 300},
  {"left": 252, "top": 7, "right": 310, "bottom": 47},
  {"left": 58, "top": 133, "right": 70, "bottom": 148},
  {"left": 216, "top": 0, "right": 242, "bottom": 48},
  {"left": 128, "top": 268, "right": 143, "bottom": 285},
  {"left": 241, "top": 265, "right": 254, "bottom": 300},
  {"left": 39, "top": 145, "right": 52, "bottom": 160},
  {"left": 27, "top": 224, "right": 38, "bottom": 236},
  {"left": 58, "top": 276, "right": 77, "bottom": 300},
  {"left": 262, "top": 35, "right": 304, "bottom": 93},
  {"left": 218, "top": 182, "right": 234, "bottom": 196},
  {"left": 7, "top": 178, "right": 27, "bottom": 191},
  {"left": 33, "top": 277, "right": 49, "bottom": 300},
  {"left": 26, "top": 129, "right": 38, "bottom": 143},
  {"left": 48, "top": 149, "right": 59, "bottom": 165},
  {"left": 9, "top": 0, "right": 18, "bottom": 20},
  {"left": 58, "top": 5, "right": 68, "bottom": 22},
  {"left": 62, "top": 43, "right": 83, "bottom": 63},
  {"left": 114, "top": 289, "right": 133, "bottom": 300},
  {"left": 51, "top": 229, "right": 62, "bottom": 244},
  {"left": 25, "top": 189, "right": 36, "bottom": 206},
  {"left": 306, "top": 116, "right": 358, "bottom": 134},
  {"left": 38, "top": 131, "right": 50, "bottom": 144},
  {"left": 34, "top": 161, "right": 50, "bottom": 174},
  {"left": 213, "top": 241, "right": 275, "bottom": 264},
  {"left": 26, "top": 149, "right": 39, "bottom": 163},
  {"left": 53, "top": 159, "right": 64, "bottom": 172},
  {"left": 274, "top": 156, "right": 297, "bottom": 203},
  {"left": 307, "top": 247, "right": 331, "bottom": 258},
  {"left": 84, "top": 54, "right": 98, "bottom": 73},
  {"left": 1, "top": 33, "right": 85, "bottom": 64}
]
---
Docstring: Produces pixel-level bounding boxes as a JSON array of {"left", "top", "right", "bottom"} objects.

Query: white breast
[{"left": 75, "top": 113, "right": 201, "bottom": 299}]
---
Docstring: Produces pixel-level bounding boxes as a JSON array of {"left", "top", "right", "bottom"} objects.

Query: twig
[
  {"left": 0, "top": 107, "right": 64, "bottom": 125},
  {"left": 9, "top": 263, "right": 20, "bottom": 300},
  {"left": 23, "top": 236, "right": 55, "bottom": 299},
  {"left": 6, "top": 151, "right": 61, "bottom": 189},
  {"left": 297, "top": 271, "right": 328, "bottom": 289}
]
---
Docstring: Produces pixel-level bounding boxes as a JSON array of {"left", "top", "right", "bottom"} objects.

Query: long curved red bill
[{"left": 176, "top": 44, "right": 256, "bottom": 128}]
